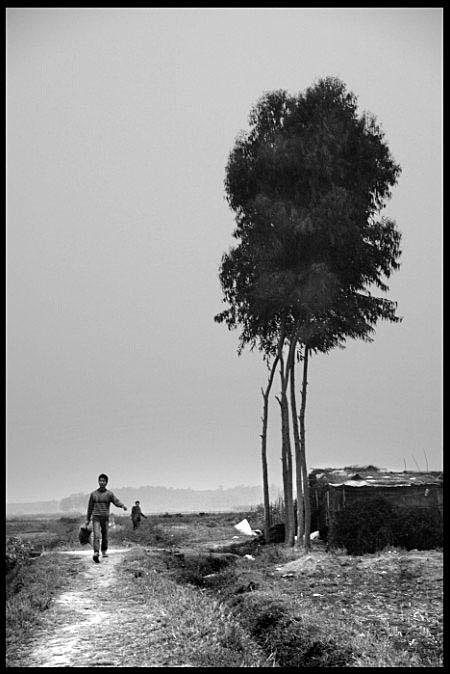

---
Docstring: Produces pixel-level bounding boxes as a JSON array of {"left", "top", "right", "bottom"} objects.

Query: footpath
[{"left": 13, "top": 548, "right": 182, "bottom": 668}]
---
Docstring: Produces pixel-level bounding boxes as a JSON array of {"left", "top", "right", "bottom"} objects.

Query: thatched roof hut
[{"left": 309, "top": 466, "right": 443, "bottom": 540}]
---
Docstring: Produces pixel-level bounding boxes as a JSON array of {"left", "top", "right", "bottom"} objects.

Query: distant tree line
[{"left": 57, "top": 484, "right": 281, "bottom": 514}]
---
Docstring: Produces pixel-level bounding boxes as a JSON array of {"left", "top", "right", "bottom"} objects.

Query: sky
[{"left": 6, "top": 8, "right": 443, "bottom": 503}]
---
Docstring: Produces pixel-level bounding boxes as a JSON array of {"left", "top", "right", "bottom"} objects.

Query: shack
[{"left": 309, "top": 467, "right": 443, "bottom": 541}]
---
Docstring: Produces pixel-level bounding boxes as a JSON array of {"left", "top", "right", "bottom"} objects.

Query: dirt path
[{"left": 19, "top": 547, "right": 178, "bottom": 668}]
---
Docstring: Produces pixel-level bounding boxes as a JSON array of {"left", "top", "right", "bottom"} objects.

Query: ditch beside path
[{"left": 16, "top": 547, "right": 182, "bottom": 668}]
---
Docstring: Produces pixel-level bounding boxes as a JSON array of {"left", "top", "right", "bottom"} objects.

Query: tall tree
[{"left": 216, "top": 76, "right": 402, "bottom": 545}]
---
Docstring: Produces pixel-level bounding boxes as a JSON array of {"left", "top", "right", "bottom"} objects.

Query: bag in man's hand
[{"left": 78, "top": 524, "right": 92, "bottom": 546}]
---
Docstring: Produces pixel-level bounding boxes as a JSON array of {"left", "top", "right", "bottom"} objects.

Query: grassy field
[{"left": 6, "top": 510, "right": 443, "bottom": 667}]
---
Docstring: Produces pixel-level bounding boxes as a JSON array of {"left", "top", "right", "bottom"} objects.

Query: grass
[
  {"left": 6, "top": 547, "right": 69, "bottom": 664},
  {"left": 163, "top": 543, "right": 443, "bottom": 667},
  {"left": 127, "top": 513, "right": 443, "bottom": 667},
  {"left": 112, "top": 546, "right": 270, "bottom": 667},
  {"left": 5, "top": 511, "right": 443, "bottom": 667}
]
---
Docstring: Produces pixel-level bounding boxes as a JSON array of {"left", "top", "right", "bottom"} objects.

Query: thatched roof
[{"left": 309, "top": 467, "right": 443, "bottom": 488}]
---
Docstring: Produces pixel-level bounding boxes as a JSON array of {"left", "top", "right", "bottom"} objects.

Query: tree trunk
[
  {"left": 289, "top": 342, "right": 304, "bottom": 547},
  {"left": 299, "top": 346, "right": 311, "bottom": 551},
  {"left": 276, "top": 330, "right": 295, "bottom": 547},
  {"left": 260, "top": 355, "right": 279, "bottom": 541},
  {"left": 279, "top": 391, "right": 295, "bottom": 546}
]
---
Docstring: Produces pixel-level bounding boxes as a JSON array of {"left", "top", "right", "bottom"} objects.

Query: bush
[
  {"left": 6, "top": 538, "right": 34, "bottom": 575},
  {"left": 330, "top": 497, "right": 395, "bottom": 555},
  {"left": 393, "top": 506, "right": 443, "bottom": 550},
  {"left": 330, "top": 497, "right": 443, "bottom": 555},
  {"left": 266, "top": 522, "right": 285, "bottom": 543}
]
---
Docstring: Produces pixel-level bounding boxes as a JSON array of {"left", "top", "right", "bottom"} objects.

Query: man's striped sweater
[{"left": 86, "top": 488, "right": 125, "bottom": 520}]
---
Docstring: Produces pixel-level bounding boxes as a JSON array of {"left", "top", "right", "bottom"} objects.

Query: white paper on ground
[{"left": 234, "top": 518, "right": 254, "bottom": 536}]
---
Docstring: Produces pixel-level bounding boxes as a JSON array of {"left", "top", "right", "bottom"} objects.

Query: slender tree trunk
[
  {"left": 260, "top": 355, "right": 279, "bottom": 542},
  {"left": 279, "top": 389, "right": 295, "bottom": 546},
  {"left": 289, "top": 342, "right": 304, "bottom": 547},
  {"left": 276, "top": 330, "right": 296, "bottom": 547},
  {"left": 299, "top": 346, "right": 311, "bottom": 551}
]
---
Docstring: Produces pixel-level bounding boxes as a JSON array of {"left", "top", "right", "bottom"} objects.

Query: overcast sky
[{"left": 6, "top": 8, "right": 442, "bottom": 503}]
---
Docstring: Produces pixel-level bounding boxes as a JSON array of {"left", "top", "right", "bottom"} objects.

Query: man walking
[
  {"left": 85, "top": 473, "right": 127, "bottom": 563},
  {"left": 131, "top": 500, "right": 147, "bottom": 529}
]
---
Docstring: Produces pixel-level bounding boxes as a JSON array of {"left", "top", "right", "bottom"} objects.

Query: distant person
[
  {"left": 85, "top": 473, "right": 127, "bottom": 563},
  {"left": 131, "top": 500, "right": 147, "bottom": 529}
]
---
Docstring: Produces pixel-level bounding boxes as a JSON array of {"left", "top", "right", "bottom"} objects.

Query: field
[{"left": 6, "top": 510, "right": 443, "bottom": 667}]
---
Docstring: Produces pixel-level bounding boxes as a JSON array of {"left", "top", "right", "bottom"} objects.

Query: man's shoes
[
  {"left": 93, "top": 553, "right": 100, "bottom": 563},
  {"left": 101, "top": 552, "right": 108, "bottom": 558}
]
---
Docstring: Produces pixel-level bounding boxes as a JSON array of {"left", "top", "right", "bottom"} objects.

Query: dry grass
[
  {"left": 123, "top": 513, "right": 443, "bottom": 667},
  {"left": 114, "top": 546, "right": 270, "bottom": 667},
  {"left": 6, "top": 548, "right": 71, "bottom": 663},
  {"left": 170, "top": 543, "right": 443, "bottom": 667},
  {"left": 6, "top": 511, "right": 443, "bottom": 667}
]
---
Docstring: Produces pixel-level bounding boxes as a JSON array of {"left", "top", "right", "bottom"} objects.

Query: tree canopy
[{"left": 215, "top": 76, "right": 402, "bottom": 354}]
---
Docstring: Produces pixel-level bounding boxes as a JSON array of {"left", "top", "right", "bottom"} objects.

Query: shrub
[
  {"left": 330, "top": 497, "right": 443, "bottom": 555},
  {"left": 6, "top": 538, "right": 36, "bottom": 593},
  {"left": 329, "top": 497, "right": 396, "bottom": 555},
  {"left": 6, "top": 538, "right": 32, "bottom": 570},
  {"left": 393, "top": 506, "right": 443, "bottom": 550},
  {"left": 266, "top": 522, "right": 285, "bottom": 543}
]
